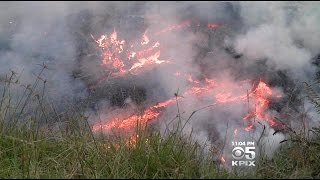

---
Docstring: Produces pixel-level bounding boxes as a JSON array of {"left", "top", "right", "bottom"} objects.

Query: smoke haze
[{"left": 0, "top": 1, "right": 319, "bottom": 166}]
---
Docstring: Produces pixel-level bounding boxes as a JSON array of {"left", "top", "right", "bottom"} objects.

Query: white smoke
[
  {"left": 231, "top": 2, "right": 319, "bottom": 80},
  {"left": 0, "top": 2, "right": 135, "bottom": 106},
  {"left": 140, "top": 1, "right": 320, "bottom": 166}
]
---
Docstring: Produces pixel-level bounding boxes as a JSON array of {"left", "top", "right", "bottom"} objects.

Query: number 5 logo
[
  {"left": 245, "top": 147, "right": 255, "bottom": 160},
  {"left": 232, "top": 146, "right": 255, "bottom": 160}
]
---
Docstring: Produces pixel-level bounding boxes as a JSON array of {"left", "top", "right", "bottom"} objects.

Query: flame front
[{"left": 92, "top": 77, "right": 281, "bottom": 135}]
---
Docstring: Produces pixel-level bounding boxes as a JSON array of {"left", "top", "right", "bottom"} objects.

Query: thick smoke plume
[{"left": 1, "top": 1, "right": 320, "bottom": 168}]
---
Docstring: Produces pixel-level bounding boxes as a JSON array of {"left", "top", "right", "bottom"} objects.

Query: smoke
[
  {"left": 228, "top": 1, "right": 320, "bottom": 137},
  {"left": 0, "top": 2, "right": 86, "bottom": 105},
  {"left": 138, "top": 1, "right": 320, "bottom": 164},
  {"left": 0, "top": 2, "right": 136, "bottom": 107},
  {"left": 1, "top": 1, "right": 320, "bottom": 167},
  {"left": 231, "top": 2, "right": 319, "bottom": 80}
]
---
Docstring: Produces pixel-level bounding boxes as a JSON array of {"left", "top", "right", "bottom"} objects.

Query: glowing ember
[
  {"left": 208, "top": 23, "right": 221, "bottom": 28},
  {"left": 245, "top": 124, "right": 254, "bottom": 131},
  {"left": 127, "top": 134, "right": 138, "bottom": 148},
  {"left": 220, "top": 156, "right": 226, "bottom": 164},
  {"left": 154, "top": 20, "right": 192, "bottom": 36},
  {"left": 233, "top": 129, "right": 238, "bottom": 137}
]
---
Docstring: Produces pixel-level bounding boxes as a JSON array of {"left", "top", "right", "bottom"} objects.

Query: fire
[
  {"left": 129, "top": 50, "right": 167, "bottom": 73},
  {"left": 215, "top": 92, "right": 247, "bottom": 103},
  {"left": 92, "top": 97, "right": 181, "bottom": 133},
  {"left": 93, "top": 78, "right": 281, "bottom": 136},
  {"left": 154, "top": 20, "right": 192, "bottom": 36},
  {"left": 91, "top": 19, "right": 222, "bottom": 88},
  {"left": 91, "top": 29, "right": 169, "bottom": 80},
  {"left": 92, "top": 108, "right": 160, "bottom": 133},
  {"left": 127, "top": 134, "right": 138, "bottom": 148},
  {"left": 90, "top": 19, "right": 283, "bottom": 150},
  {"left": 212, "top": 80, "right": 280, "bottom": 130},
  {"left": 220, "top": 156, "right": 226, "bottom": 164},
  {"left": 153, "top": 98, "right": 177, "bottom": 108},
  {"left": 141, "top": 32, "right": 150, "bottom": 45},
  {"left": 208, "top": 23, "right": 221, "bottom": 28},
  {"left": 243, "top": 81, "right": 278, "bottom": 128},
  {"left": 153, "top": 20, "right": 221, "bottom": 35},
  {"left": 245, "top": 124, "right": 254, "bottom": 132}
]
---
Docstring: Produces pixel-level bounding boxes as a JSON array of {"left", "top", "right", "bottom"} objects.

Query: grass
[
  {"left": 0, "top": 120, "right": 222, "bottom": 178},
  {"left": 0, "top": 68, "right": 320, "bottom": 178}
]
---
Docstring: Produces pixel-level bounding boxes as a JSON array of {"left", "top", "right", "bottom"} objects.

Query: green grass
[
  {"left": 0, "top": 69, "right": 320, "bottom": 178},
  {"left": 0, "top": 121, "right": 221, "bottom": 178},
  {"left": 0, "top": 119, "right": 319, "bottom": 179}
]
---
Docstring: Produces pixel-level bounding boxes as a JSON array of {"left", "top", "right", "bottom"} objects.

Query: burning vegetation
[
  {"left": 1, "top": 2, "right": 320, "bottom": 178},
  {"left": 56, "top": 3, "right": 320, "bottom": 170},
  {"left": 87, "top": 19, "right": 286, "bottom": 149}
]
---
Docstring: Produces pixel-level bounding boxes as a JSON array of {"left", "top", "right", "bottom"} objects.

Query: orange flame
[
  {"left": 91, "top": 20, "right": 221, "bottom": 88},
  {"left": 92, "top": 108, "right": 160, "bottom": 133},
  {"left": 208, "top": 23, "right": 221, "bottom": 28},
  {"left": 92, "top": 29, "right": 169, "bottom": 80},
  {"left": 92, "top": 77, "right": 283, "bottom": 151},
  {"left": 92, "top": 77, "right": 281, "bottom": 137},
  {"left": 243, "top": 81, "right": 279, "bottom": 127},
  {"left": 221, "top": 156, "right": 226, "bottom": 164},
  {"left": 154, "top": 20, "right": 192, "bottom": 36},
  {"left": 245, "top": 124, "right": 254, "bottom": 131}
]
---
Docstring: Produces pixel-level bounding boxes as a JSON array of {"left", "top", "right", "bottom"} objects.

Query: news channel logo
[{"left": 231, "top": 141, "right": 256, "bottom": 167}]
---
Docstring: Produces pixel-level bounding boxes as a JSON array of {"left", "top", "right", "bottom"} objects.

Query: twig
[{"left": 257, "top": 125, "right": 266, "bottom": 146}]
